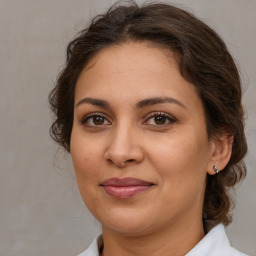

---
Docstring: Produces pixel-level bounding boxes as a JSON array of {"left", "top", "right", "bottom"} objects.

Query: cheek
[
  {"left": 147, "top": 130, "right": 210, "bottom": 188},
  {"left": 70, "top": 134, "right": 105, "bottom": 215},
  {"left": 70, "top": 132, "right": 102, "bottom": 190}
]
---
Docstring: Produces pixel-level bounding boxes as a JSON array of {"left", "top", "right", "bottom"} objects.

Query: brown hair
[{"left": 49, "top": 0, "right": 247, "bottom": 230}]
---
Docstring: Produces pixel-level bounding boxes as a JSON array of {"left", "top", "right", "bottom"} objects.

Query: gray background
[{"left": 0, "top": 0, "right": 255, "bottom": 255}]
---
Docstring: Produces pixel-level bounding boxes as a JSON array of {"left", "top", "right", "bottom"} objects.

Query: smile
[{"left": 100, "top": 177, "right": 154, "bottom": 199}]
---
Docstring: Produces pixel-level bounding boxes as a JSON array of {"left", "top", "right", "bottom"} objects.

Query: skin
[{"left": 70, "top": 42, "right": 232, "bottom": 256}]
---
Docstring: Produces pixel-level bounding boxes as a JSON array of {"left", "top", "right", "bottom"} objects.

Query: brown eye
[
  {"left": 144, "top": 112, "right": 176, "bottom": 127},
  {"left": 93, "top": 116, "right": 105, "bottom": 125},
  {"left": 82, "top": 113, "right": 111, "bottom": 127},
  {"left": 154, "top": 116, "right": 167, "bottom": 125}
]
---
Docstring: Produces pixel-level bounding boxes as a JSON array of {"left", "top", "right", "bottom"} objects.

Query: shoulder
[
  {"left": 77, "top": 235, "right": 102, "bottom": 256},
  {"left": 77, "top": 225, "right": 249, "bottom": 256},
  {"left": 186, "top": 224, "right": 249, "bottom": 256}
]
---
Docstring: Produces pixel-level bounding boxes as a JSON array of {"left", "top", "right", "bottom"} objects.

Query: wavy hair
[{"left": 49, "top": 0, "right": 247, "bottom": 230}]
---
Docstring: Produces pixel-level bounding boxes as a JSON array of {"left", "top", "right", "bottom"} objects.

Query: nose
[{"left": 104, "top": 124, "right": 144, "bottom": 168}]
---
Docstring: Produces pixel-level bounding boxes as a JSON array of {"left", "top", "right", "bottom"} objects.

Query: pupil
[
  {"left": 154, "top": 116, "right": 166, "bottom": 125},
  {"left": 93, "top": 116, "right": 104, "bottom": 125}
]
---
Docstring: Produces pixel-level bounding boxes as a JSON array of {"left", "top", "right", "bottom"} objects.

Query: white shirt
[{"left": 77, "top": 224, "right": 248, "bottom": 256}]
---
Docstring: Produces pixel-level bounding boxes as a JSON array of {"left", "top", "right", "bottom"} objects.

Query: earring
[{"left": 213, "top": 165, "right": 219, "bottom": 174}]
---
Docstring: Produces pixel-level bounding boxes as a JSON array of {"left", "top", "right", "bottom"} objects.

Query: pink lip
[{"left": 100, "top": 177, "right": 154, "bottom": 199}]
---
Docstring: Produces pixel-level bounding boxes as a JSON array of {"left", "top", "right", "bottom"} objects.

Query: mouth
[{"left": 100, "top": 177, "right": 155, "bottom": 199}]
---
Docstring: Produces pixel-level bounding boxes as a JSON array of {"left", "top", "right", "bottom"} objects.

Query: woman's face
[{"left": 70, "top": 42, "right": 215, "bottom": 235}]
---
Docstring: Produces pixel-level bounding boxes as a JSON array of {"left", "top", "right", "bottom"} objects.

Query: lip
[{"left": 100, "top": 177, "right": 154, "bottom": 199}]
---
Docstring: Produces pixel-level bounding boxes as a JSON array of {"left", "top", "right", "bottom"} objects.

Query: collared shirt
[{"left": 77, "top": 224, "right": 248, "bottom": 256}]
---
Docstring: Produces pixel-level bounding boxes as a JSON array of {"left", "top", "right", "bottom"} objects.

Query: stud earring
[{"left": 213, "top": 165, "right": 219, "bottom": 174}]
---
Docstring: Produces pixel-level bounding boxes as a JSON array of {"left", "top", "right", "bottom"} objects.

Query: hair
[{"left": 49, "top": 0, "right": 247, "bottom": 231}]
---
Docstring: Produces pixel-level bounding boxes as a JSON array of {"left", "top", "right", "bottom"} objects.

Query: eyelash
[
  {"left": 81, "top": 112, "right": 111, "bottom": 127},
  {"left": 81, "top": 112, "right": 177, "bottom": 127},
  {"left": 144, "top": 112, "right": 177, "bottom": 127}
]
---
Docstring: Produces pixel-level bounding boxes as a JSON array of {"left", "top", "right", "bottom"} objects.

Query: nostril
[
  {"left": 107, "top": 158, "right": 113, "bottom": 164},
  {"left": 126, "top": 159, "right": 135, "bottom": 163},
  {"left": 107, "top": 158, "right": 135, "bottom": 166}
]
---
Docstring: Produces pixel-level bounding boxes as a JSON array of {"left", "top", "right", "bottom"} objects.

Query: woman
[{"left": 49, "top": 1, "right": 248, "bottom": 255}]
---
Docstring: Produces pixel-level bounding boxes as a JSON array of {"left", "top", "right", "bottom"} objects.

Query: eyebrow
[
  {"left": 136, "top": 97, "right": 186, "bottom": 109},
  {"left": 76, "top": 97, "right": 186, "bottom": 109},
  {"left": 76, "top": 98, "right": 110, "bottom": 108}
]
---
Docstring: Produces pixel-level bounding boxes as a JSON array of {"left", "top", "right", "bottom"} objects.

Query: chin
[{"left": 99, "top": 208, "right": 155, "bottom": 236}]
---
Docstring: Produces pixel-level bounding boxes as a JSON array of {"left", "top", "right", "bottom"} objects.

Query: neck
[{"left": 101, "top": 217, "right": 205, "bottom": 256}]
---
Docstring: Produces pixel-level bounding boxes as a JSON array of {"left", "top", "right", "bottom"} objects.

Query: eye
[
  {"left": 144, "top": 112, "right": 176, "bottom": 126},
  {"left": 81, "top": 113, "right": 111, "bottom": 127}
]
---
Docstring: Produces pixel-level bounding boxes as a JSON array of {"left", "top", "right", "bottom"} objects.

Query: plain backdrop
[{"left": 0, "top": 0, "right": 255, "bottom": 255}]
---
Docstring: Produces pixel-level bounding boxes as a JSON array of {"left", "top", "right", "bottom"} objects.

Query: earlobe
[{"left": 207, "top": 135, "right": 233, "bottom": 175}]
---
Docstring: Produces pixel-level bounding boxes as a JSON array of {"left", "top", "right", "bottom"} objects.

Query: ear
[{"left": 207, "top": 135, "right": 233, "bottom": 175}]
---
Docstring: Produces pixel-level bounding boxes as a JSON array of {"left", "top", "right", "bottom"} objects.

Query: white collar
[
  {"left": 186, "top": 224, "right": 247, "bottom": 256},
  {"left": 77, "top": 224, "right": 248, "bottom": 256}
]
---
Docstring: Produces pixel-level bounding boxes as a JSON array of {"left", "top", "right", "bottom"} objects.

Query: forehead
[
  {"left": 84, "top": 41, "right": 179, "bottom": 71},
  {"left": 75, "top": 42, "right": 201, "bottom": 110}
]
